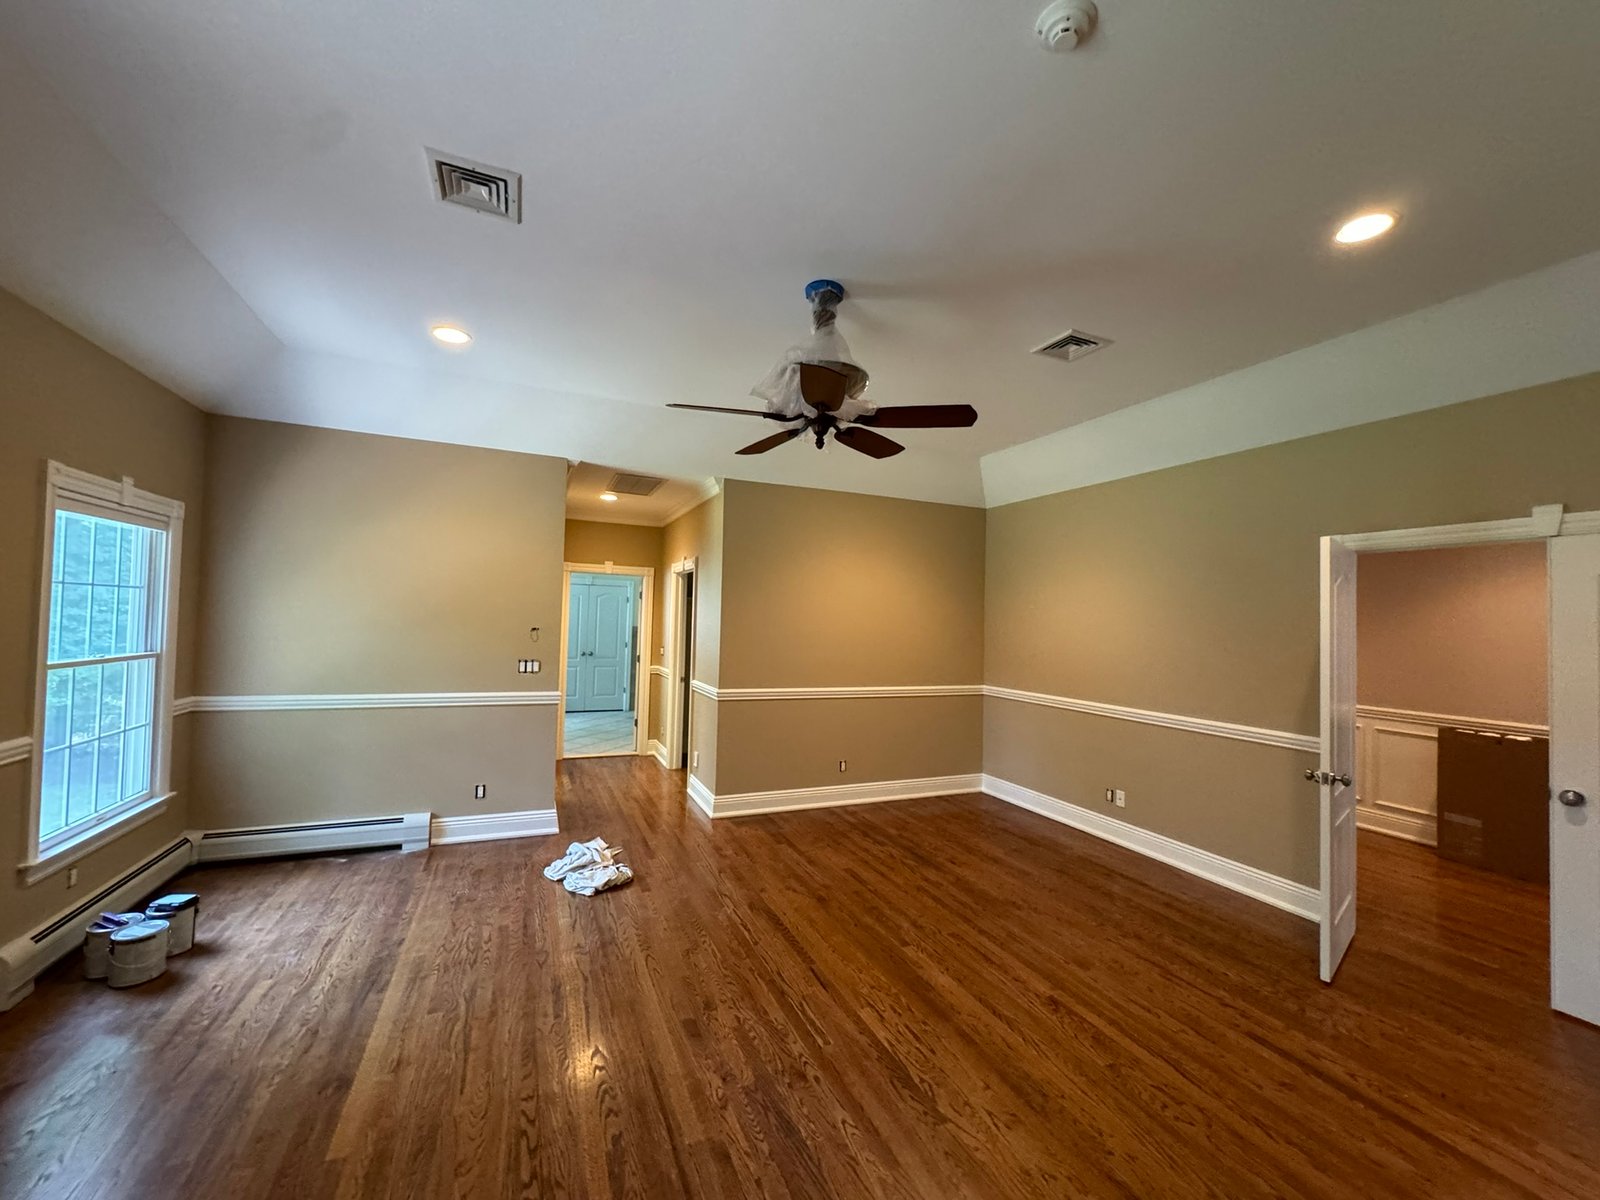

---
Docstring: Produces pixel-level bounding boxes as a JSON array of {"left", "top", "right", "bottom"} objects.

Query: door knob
[{"left": 1558, "top": 789, "right": 1587, "bottom": 808}]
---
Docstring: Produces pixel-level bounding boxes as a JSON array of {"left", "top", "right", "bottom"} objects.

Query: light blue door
[{"left": 566, "top": 575, "right": 634, "bottom": 712}]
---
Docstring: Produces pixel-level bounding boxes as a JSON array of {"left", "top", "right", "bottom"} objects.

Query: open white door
[
  {"left": 1550, "top": 533, "right": 1600, "bottom": 1026},
  {"left": 1318, "top": 536, "right": 1359, "bottom": 982}
]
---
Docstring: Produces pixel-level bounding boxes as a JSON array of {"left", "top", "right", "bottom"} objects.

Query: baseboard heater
[
  {"left": 193, "top": 812, "right": 431, "bottom": 862},
  {"left": 1, "top": 836, "right": 195, "bottom": 1012}
]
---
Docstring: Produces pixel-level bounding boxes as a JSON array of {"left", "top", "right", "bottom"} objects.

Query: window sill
[{"left": 18, "top": 793, "right": 173, "bottom": 886}]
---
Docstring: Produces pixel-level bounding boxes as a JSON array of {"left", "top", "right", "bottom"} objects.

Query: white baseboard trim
[
  {"left": 648, "top": 739, "right": 669, "bottom": 767},
  {"left": 0, "top": 836, "right": 195, "bottom": 1012},
  {"left": 696, "top": 774, "right": 983, "bottom": 819},
  {"left": 980, "top": 775, "right": 1319, "bottom": 922},
  {"left": 194, "top": 812, "right": 431, "bottom": 862},
  {"left": 686, "top": 774, "right": 715, "bottom": 816},
  {"left": 430, "top": 808, "right": 559, "bottom": 845},
  {"left": 1357, "top": 806, "right": 1437, "bottom": 847}
]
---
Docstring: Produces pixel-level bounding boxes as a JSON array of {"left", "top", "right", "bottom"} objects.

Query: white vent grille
[
  {"left": 426, "top": 148, "right": 522, "bottom": 223},
  {"left": 608, "top": 472, "right": 665, "bottom": 497},
  {"left": 1032, "top": 329, "right": 1111, "bottom": 362}
]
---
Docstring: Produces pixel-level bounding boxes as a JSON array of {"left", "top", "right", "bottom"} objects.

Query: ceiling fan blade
[
  {"left": 850, "top": 404, "right": 978, "bottom": 429},
  {"left": 667, "top": 403, "right": 795, "bottom": 421},
  {"left": 736, "top": 428, "right": 804, "bottom": 455},
  {"left": 797, "top": 363, "right": 849, "bottom": 413},
  {"left": 834, "top": 426, "right": 905, "bottom": 459}
]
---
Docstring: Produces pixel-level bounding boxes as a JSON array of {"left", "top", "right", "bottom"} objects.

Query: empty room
[{"left": 4, "top": 3, "right": 1600, "bottom": 1198}]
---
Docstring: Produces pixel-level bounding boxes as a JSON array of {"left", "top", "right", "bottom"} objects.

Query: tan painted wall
[
  {"left": 712, "top": 480, "right": 985, "bottom": 793},
  {"left": 193, "top": 417, "right": 567, "bottom": 825},
  {"left": 985, "top": 372, "right": 1600, "bottom": 885},
  {"left": 1357, "top": 542, "right": 1548, "bottom": 726},
  {"left": 0, "top": 288, "right": 206, "bottom": 943},
  {"left": 659, "top": 495, "right": 723, "bottom": 776}
]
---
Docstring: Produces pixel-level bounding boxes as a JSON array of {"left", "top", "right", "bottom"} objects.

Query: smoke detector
[
  {"left": 1036, "top": 2, "right": 1098, "bottom": 51},
  {"left": 426, "top": 148, "right": 522, "bottom": 223}
]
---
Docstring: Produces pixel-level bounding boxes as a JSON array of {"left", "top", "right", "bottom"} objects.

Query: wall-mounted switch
[
  {"left": 839, "top": 760, "right": 848, "bottom": 773},
  {"left": 1104, "top": 788, "right": 1114, "bottom": 804},
  {"left": 1113, "top": 789, "right": 1126, "bottom": 808},
  {"left": 516, "top": 659, "right": 543, "bottom": 674},
  {"left": 474, "top": 784, "right": 487, "bottom": 800},
  {"left": 67, "top": 866, "right": 79, "bottom": 888},
  {"left": 692, "top": 750, "right": 700, "bottom": 769}
]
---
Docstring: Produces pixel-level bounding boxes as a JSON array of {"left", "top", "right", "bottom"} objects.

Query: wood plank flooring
[{"left": 3, "top": 758, "right": 1599, "bottom": 1198}]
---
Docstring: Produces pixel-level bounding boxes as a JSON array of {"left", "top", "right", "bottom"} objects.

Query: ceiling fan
[{"left": 667, "top": 280, "right": 978, "bottom": 459}]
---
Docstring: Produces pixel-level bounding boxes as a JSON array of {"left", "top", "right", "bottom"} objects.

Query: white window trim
[{"left": 20, "top": 462, "right": 184, "bottom": 885}]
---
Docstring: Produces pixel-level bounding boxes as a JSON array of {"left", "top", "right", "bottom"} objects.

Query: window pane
[
  {"left": 126, "top": 657, "right": 155, "bottom": 728},
  {"left": 70, "top": 665, "right": 101, "bottom": 742},
  {"left": 66, "top": 740, "right": 97, "bottom": 825},
  {"left": 92, "top": 520, "right": 120, "bottom": 583},
  {"left": 123, "top": 724, "right": 152, "bottom": 798},
  {"left": 40, "top": 748, "right": 67, "bottom": 838},
  {"left": 57, "top": 513, "right": 94, "bottom": 584},
  {"left": 54, "top": 584, "right": 91, "bottom": 661},
  {"left": 43, "top": 669, "right": 71, "bottom": 750},
  {"left": 95, "top": 736, "right": 124, "bottom": 812},
  {"left": 89, "top": 585, "right": 118, "bottom": 657},
  {"left": 100, "top": 660, "right": 128, "bottom": 734}
]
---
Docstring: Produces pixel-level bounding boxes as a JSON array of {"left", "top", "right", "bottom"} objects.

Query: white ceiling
[
  {"left": 3, "top": 1, "right": 1600, "bottom": 507},
  {"left": 565, "top": 462, "right": 714, "bottom": 527}
]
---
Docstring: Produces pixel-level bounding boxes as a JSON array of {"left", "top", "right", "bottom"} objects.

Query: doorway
[
  {"left": 559, "top": 563, "right": 653, "bottom": 759},
  {"left": 665, "top": 558, "right": 697, "bottom": 771},
  {"left": 1315, "top": 505, "right": 1600, "bottom": 1026}
]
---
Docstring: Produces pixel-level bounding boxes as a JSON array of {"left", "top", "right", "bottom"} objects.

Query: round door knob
[{"left": 1558, "top": 789, "right": 1587, "bottom": 808}]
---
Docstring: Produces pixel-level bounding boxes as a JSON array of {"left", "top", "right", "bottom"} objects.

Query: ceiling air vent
[
  {"left": 426, "top": 148, "right": 522, "bottom": 223},
  {"left": 607, "top": 472, "right": 665, "bottom": 497},
  {"left": 1031, "top": 329, "right": 1112, "bottom": 362}
]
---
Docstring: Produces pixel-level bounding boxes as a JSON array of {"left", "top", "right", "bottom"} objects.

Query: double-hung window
[{"left": 25, "top": 462, "right": 183, "bottom": 880}]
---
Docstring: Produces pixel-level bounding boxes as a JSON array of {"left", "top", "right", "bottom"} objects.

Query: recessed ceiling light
[
  {"left": 599, "top": 492, "right": 618, "bottom": 503},
  {"left": 430, "top": 324, "right": 472, "bottom": 345},
  {"left": 1334, "top": 211, "right": 1397, "bottom": 245}
]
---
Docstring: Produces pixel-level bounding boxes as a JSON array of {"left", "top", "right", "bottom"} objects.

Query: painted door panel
[
  {"left": 1320, "top": 536, "right": 1358, "bottom": 983},
  {"left": 567, "top": 576, "right": 634, "bottom": 714}
]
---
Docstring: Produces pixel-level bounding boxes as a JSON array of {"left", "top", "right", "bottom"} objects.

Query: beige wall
[
  {"left": 985, "top": 371, "right": 1600, "bottom": 885},
  {"left": 193, "top": 417, "right": 567, "bottom": 824},
  {"left": 1357, "top": 542, "right": 1548, "bottom": 726},
  {"left": 659, "top": 495, "right": 723, "bottom": 776},
  {"left": 711, "top": 480, "right": 985, "bottom": 793},
  {"left": 0, "top": 288, "right": 206, "bottom": 944}
]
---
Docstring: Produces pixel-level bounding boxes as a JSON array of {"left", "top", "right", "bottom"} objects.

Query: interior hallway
[
  {"left": 2, "top": 762, "right": 1597, "bottom": 1199},
  {"left": 561, "top": 709, "right": 636, "bottom": 756}
]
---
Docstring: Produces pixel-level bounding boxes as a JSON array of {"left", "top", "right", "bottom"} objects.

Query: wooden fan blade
[
  {"left": 797, "top": 363, "right": 849, "bottom": 413},
  {"left": 668, "top": 403, "right": 795, "bottom": 421},
  {"left": 736, "top": 428, "right": 804, "bottom": 455},
  {"left": 850, "top": 404, "right": 978, "bottom": 429},
  {"left": 835, "top": 426, "right": 905, "bottom": 459}
]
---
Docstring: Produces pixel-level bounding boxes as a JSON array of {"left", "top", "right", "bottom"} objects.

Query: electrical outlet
[
  {"left": 1113, "top": 788, "right": 1126, "bottom": 808},
  {"left": 474, "top": 783, "right": 487, "bottom": 800},
  {"left": 838, "top": 759, "right": 847, "bottom": 773},
  {"left": 67, "top": 866, "right": 79, "bottom": 888},
  {"left": 692, "top": 750, "right": 700, "bottom": 769},
  {"left": 1104, "top": 788, "right": 1114, "bottom": 804}
]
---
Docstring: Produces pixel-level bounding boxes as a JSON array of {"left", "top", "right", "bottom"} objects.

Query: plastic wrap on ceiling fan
[{"left": 749, "top": 318, "right": 875, "bottom": 423}]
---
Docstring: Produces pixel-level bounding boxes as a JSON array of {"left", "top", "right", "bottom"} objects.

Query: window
[{"left": 25, "top": 463, "right": 183, "bottom": 879}]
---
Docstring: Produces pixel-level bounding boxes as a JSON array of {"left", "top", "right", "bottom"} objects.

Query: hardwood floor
[{"left": 4, "top": 759, "right": 1599, "bottom": 1199}]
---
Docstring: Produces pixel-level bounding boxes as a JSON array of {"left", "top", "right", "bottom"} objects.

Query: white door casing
[
  {"left": 1319, "top": 535, "right": 1359, "bottom": 983},
  {"left": 1550, "top": 533, "right": 1600, "bottom": 1026}
]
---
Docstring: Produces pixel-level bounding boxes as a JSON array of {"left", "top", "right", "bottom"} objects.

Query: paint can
[
  {"left": 83, "top": 912, "right": 148, "bottom": 980},
  {"left": 107, "top": 919, "right": 170, "bottom": 988},
  {"left": 145, "top": 893, "right": 199, "bottom": 954}
]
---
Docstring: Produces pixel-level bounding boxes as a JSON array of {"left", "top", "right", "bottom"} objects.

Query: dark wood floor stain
[{"left": 3, "top": 758, "right": 1598, "bottom": 1198}]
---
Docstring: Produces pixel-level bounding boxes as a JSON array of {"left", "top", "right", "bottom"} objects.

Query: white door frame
[
  {"left": 1319, "top": 503, "right": 1600, "bottom": 1003},
  {"left": 557, "top": 562, "right": 654, "bottom": 760},
  {"left": 664, "top": 556, "right": 698, "bottom": 771}
]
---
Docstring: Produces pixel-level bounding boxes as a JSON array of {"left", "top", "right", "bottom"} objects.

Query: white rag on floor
[
  {"left": 562, "top": 862, "right": 634, "bottom": 896},
  {"left": 542, "top": 838, "right": 618, "bottom": 881}
]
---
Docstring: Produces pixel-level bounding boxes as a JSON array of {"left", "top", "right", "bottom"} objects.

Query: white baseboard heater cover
[
  {"left": 1, "top": 836, "right": 195, "bottom": 1012},
  {"left": 194, "top": 812, "right": 431, "bottom": 862}
]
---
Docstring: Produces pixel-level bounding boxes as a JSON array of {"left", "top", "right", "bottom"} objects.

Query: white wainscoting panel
[{"left": 1354, "top": 706, "right": 1550, "bottom": 847}]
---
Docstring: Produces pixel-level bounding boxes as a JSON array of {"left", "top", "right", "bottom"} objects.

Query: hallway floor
[
  {"left": 2, "top": 762, "right": 1598, "bottom": 1198},
  {"left": 562, "top": 708, "right": 635, "bottom": 756}
]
